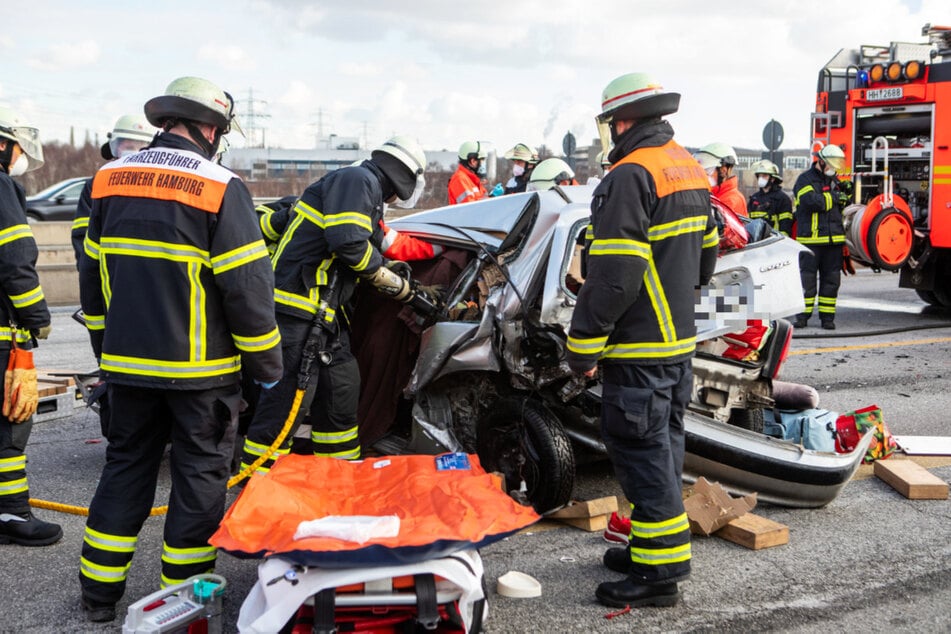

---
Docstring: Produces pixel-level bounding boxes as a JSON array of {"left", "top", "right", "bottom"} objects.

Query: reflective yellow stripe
[
  {"left": 0, "top": 224, "right": 33, "bottom": 247},
  {"left": 643, "top": 258, "right": 676, "bottom": 343},
  {"left": 630, "top": 513, "right": 689, "bottom": 539},
  {"left": 100, "top": 237, "right": 210, "bottom": 265},
  {"left": 100, "top": 252, "right": 112, "bottom": 307},
  {"left": 275, "top": 289, "right": 318, "bottom": 314},
  {"left": 794, "top": 184, "right": 814, "bottom": 207},
  {"left": 314, "top": 258, "right": 334, "bottom": 286},
  {"left": 72, "top": 216, "right": 90, "bottom": 232},
  {"left": 588, "top": 238, "right": 650, "bottom": 259},
  {"left": 324, "top": 211, "right": 372, "bottom": 232},
  {"left": 100, "top": 353, "right": 240, "bottom": 379},
  {"left": 777, "top": 211, "right": 793, "bottom": 221},
  {"left": 80, "top": 557, "right": 131, "bottom": 583},
  {"left": 351, "top": 243, "right": 374, "bottom": 272},
  {"left": 0, "top": 477, "right": 27, "bottom": 496},
  {"left": 233, "top": 327, "right": 281, "bottom": 353},
  {"left": 0, "top": 327, "right": 32, "bottom": 344},
  {"left": 630, "top": 542, "right": 691, "bottom": 566},
  {"left": 702, "top": 227, "right": 719, "bottom": 248},
  {"left": 161, "top": 543, "right": 217, "bottom": 566},
  {"left": 85, "top": 314, "right": 105, "bottom": 331},
  {"left": 83, "top": 526, "right": 137, "bottom": 553},
  {"left": 311, "top": 425, "right": 359, "bottom": 443},
  {"left": 314, "top": 447, "right": 362, "bottom": 460},
  {"left": 272, "top": 213, "right": 306, "bottom": 266},
  {"left": 187, "top": 262, "right": 205, "bottom": 362},
  {"left": 84, "top": 236, "right": 101, "bottom": 261},
  {"left": 648, "top": 215, "right": 708, "bottom": 241},
  {"left": 602, "top": 337, "right": 696, "bottom": 359},
  {"left": 0, "top": 456, "right": 26, "bottom": 472},
  {"left": 257, "top": 207, "right": 281, "bottom": 241},
  {"left": 9, "top": 285, "right": 44, "bottom": 309},
  {"left": 811, "top": 210, "right": 819, "bottom": 238},
  {"left": 566, "top": 334, "right": 609, "bottom": 355},
  {"left": 584, "top": 225, "right": 594, "bottom": 241},
  {"left": 211, "top": 240, "right": 269, "bottom": 274}
]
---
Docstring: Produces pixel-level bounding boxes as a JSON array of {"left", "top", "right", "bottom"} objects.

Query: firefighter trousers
[
  {"left": 0, "top": 349, "right": 32, "bottom": 514},
  {"left": 600, "top": 361, "right": 692, "bottom": 585},
  {"left": 79, "top": 382, "right": 241, "bottom": 604},
  {"left": 799, "top": 244, "right": 842, "bottom": 323},
  {"left": 240, "top": 312, "right": 360, "bottom": 474}
]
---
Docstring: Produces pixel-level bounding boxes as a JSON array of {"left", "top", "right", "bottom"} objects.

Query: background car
[{"left": 24, "top": 176, "right": 89, "bottom": 222}]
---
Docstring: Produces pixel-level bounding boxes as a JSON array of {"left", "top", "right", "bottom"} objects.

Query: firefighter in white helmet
[
  {"left": 78, "top": 77, "right": 283, "bottom": 623},
  {"left": 0, "top": 105, "right": 59, "bottom": 549},
  {"left": 502, "top": 143, "right": 539, "bottom": 193},
  {"left": 527, "top": 157, "right": 577, "bottom": 191},
  {"left": 694, "top": 141, "right": 747, "bottom": 217},
  {"left": 791, "top": 144, "right": 850, "bottom": 330},
  {"left": 567, "top": 73, "right": 718, "bottom": 609},
  {"left": 748, "top": 159, "right": 792, "bottom": 236},
  {"left": 448, "top": 140, "right": 488, "bottom": 204}
]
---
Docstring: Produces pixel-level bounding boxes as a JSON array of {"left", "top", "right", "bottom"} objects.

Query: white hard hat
[
  {"left": 372, "top": 135, "right": 427, "bottom": 201},
  {"left": 598, "top": 72, "right": 680, "bottom": 123},
  {"left": 458, "top": 140, "right": 488, "bottom": 162},
  {"left": 145, "top": 76, "right": 242, "bottom": 136},
  {"left": 528, "top": 158, "right": 575, "bottom": 191},
  {"left": 504, "top": 143, "right": 539, "bottom": 164},
  {"left": 695, "top": 142, "right": 737, "bottom": 169},
  {"left": 102, "top": 114, "right": 155, "bottom": 159},
  {"left": 750, "top": 159, "right": 781, "bottom": 180},
  {"left": 0, "top": 105, "right": 44, "bottom": 172},
  {"left": 817, "top": 144, "right": 846, "bottom": 173}
]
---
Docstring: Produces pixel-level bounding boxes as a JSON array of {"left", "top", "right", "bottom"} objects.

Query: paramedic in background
[
  {"left": 502, "top": 143, "right": 539, "bottom": 194},
  {"left": 694, "top": 142, "right": 748, "bottom": 216},
  {"left": 448, "top": 140, "right": 488, "bottom": 205},
  {"left": 747, "top": 159, "right": 792, "bottom": 236},
  {"left": 77, "top": 77, "right": 283, "bottom": 623},
  {"left": 566, "top": 73, "right": 718, "bottom": 609},
  {"left": 0, "top": 105, "right": 59, "bottom": 548}
]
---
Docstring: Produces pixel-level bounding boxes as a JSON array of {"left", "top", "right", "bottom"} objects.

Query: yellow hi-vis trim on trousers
[
  {"left": 80, "top": 556, "right": 132, "bottom": 584},
  {"left": 630, "top": 513, "right": 690, "bottom": 539},
  {"left": 630, "top": 542, "right": 692, "bottom": 566},
  {"left": 83, "top": 526, "right": 137, "bottom": 553}
]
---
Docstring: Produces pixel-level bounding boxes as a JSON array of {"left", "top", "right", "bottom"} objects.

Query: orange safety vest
[
  {"left": 712, "top": 176, "right": 748, "bottom": 217},
  {"left": 447, "top": 165, "right": 487, "bottom": 205},
  {"left": 211, "top": 453, "right": 540, "bottom": 566}
]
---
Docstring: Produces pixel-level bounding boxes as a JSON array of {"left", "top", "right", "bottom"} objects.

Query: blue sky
[{"left": 3, "top": 1, "right": 947, "bottom": 155}]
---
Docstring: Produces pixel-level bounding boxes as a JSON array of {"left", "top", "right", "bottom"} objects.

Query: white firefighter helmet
[
  {"left": 102, "top": 114, "right": 155, "bottom": 160},
  {"left": 372, "top": 135, "right": 427, "bottom": 205},
  {"left": 0, "top": 105, "right": 44, "bottom": 173},
  {"left": 144, "top": 76, "right": 242, "bottom": 136},
  {"left": 598, "top": 72, "right": 680, "bottom": 123},
  {"left": 817, "top": 144, "right": 846, "bottom": 173},
  {"left": 528, "top": 158, "right": 575, "bottom": 191},
  {"left": 750, "top": 159, "right": 781, "bottom": 180},
  {"left": 694, "top": 142, "right": 737, "bottom": 170},
  {"left": 457, "top": 140, "right": 488, "bottom": 162},
  {"left": 503, "top": 143, "right": 539, "bottom": 164}
]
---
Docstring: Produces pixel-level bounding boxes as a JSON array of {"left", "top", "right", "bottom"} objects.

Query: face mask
[
  {"left": 757, "top": 176, "right": 769, "bottom": 189},
  {"left": 512, "top": 164, "right": 525, "bottom": 177},
  {"left": 476, "top": 160, "right": 486, "bottom": 177},
  {"left": 8, "top": 153, "right": 28, "bottom": 177},
  {"left": 824, "top": 167, "right": 837, "bottom": 178},
  {"left": 394, "top": 175, "right": 425, "bottom": 209}
]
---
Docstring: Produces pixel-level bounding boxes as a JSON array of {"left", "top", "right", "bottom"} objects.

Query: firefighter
[
  {"left": 239, "top": 136, "right": 432, "bottom": 473},
  {"left": 502, "top": 143, "right": 539, "bottom": 194},
  {"left": 527, "top": 158, "right": 578, "bottom": 191},
  {"left": 791, "top": 144, "right": 849, "bottom": 330},
  {"left": 77, "top": 76, "right": 283, "bottom": 623},
  {"left": 748, "top": 159, "right": 793, "bottom": 236},
  {"left": 694, "top": 142, "right": 748, "bottom": 217},
  {"left": 567, "top": 72, "right": 718, "bottom": 608},
  {"left": 0, "top": 106, "right": 60, "bottom": 547},
  {"left": 448, "top": 140, "right": 488, "bottom": 205}
]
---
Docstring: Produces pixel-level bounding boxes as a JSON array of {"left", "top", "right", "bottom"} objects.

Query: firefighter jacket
[
  {"left": 0, "top": 172, "right": 50, "bottom": 349},
  {"left": 792, "top": 164, "right": 845, "bottom": 245},
  {"left": 712, "top": 176, "right": 748, "bottom": 217},
  {"left": 749, "top": 184, "right": 793, "bottom": 235},
  {"left": 79, "top": 132, "right": 282, "bottom": 389},
  {"left": 447, "top": 164, "right": 487, "bottom": 205},
  {"left": 504, "top": 173, "right": 528, "bottom": 194},
  {"left": 566, "top": 121, "right": 719, "bottom": 371},
  {"left": 271, "top": 162, "right": 390, "bottom": 322},
  {"left": 256, "top": 195, "right": 296, "bottom": 257},
  {"left": 71, "top": 178, "right": 94, "bottom": 269}
]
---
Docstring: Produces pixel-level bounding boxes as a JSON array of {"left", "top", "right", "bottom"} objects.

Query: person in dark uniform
[{"left": 748, "top": 159, "right": 793, "bottom": 236}]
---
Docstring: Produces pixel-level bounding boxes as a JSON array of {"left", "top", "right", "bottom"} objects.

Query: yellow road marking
[{"left": 790, "top": 336, "right": 951, "bottom": 356}]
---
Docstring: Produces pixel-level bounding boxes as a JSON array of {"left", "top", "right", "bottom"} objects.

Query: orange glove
[
  {"left": 842, "top": 245, "right": 856, "bottom": 275},
  {"left": 3, "top": 345, "right": 38, "bottom": 423}
]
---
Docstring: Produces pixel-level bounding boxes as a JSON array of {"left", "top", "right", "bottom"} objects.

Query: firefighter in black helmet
[{"left": 77, "top": 76, "right": 283, "bottom": 623}]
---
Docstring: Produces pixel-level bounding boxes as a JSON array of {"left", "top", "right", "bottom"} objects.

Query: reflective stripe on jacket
[
  {"left": 566, "top": 122, "right": 718, "bottom": 370},
  {"left": 447, "top": 165, "right": 487, "bottom": 205},
  {"left": 79, "top": 132, "right": 282, "bottom": 388},
  {"left": 792, "top": 164, "right": 845, "bottom": 245},
  {"left": 748, "top": 185, "right": 793, "bottom": 236}
]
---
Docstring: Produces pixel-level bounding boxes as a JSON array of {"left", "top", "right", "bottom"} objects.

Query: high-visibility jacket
[
  {"left": 256, "top": 195, "right": 296, "bottom": 257},
  {"left": 712, "top": 176, "right": 748, "bottom": 217},
  {"left": 447, "top": 165, "right": 486, "bottom": 205},
  {"left": 0, "top": 173, "right": 50, "bottom": 349},
  {"left": 748, "top": 185, "right": 793, "bottom": 236},
  {"left": 71, "top": 178, "right": 94, "bottom": 270},
  {"left": 79, "top": 132, "right": 282, "bottom": 389},
  {"left": 566, "top": 121, "right": 719, "bottom": 371},
  {"left": 792, "top": 164, "right": 846, "bottom": 245}
]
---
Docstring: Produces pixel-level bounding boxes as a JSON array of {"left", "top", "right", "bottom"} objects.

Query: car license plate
[{"left": 866, "top": 87, "right": 903, "bottom": 101}]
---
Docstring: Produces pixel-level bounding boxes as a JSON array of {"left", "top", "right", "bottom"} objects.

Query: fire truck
[{"left": 812, "top": 23, "right": 951, "bottom": 306}]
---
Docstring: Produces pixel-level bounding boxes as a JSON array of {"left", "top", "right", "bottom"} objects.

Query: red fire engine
[{"left": 812, "top": 23, "right": 951, "bottom": 306}]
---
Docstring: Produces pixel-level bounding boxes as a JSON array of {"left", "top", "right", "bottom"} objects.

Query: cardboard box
[{"left": 683, "top": 477, "right": 757, "bottom": 536}]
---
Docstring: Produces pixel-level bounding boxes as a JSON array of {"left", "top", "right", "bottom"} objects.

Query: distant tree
[{"left": 17, "top": 141, "right": 101, "bottom": 195}]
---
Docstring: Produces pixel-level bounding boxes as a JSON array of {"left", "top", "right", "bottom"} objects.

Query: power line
[{"left": 238, "top": 88, "right": 270, "bottom": 148}]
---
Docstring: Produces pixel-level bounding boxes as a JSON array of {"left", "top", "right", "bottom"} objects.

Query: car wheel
[
  {"left": 476, "top": 396, "right": 575, "bottom": 514},
  {"left": 26, "top": 212, "right": 42, "bottom": 224},
  {"left": 917, "top": 285, "right": 951, "bottom": 308},
  {"left": 728, "top": 407, "right": 765, "bottom": 433}
]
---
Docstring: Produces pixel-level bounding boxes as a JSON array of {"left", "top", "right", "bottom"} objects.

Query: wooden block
[
  {"left": 36, "top": 381, "right": 65, "bottom": 398},
  {"left": 548, "top": 496, "right": 619, "bottom": 519},
  {"left": 556, "top": 514, "right": 609, "bottom": 532},
  {"left": 874, "top": 459, "right": 949, "bottom": 499},
  {"left": 36, "top": 373, "right": 75, "bottom": 387},
  {"left": 715, "top": 513, "right": 789, "bottom": 550}
]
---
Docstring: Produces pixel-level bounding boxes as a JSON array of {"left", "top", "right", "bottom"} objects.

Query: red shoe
[{"left": 602, "top": 511, "right": 630, "bottom": 544}]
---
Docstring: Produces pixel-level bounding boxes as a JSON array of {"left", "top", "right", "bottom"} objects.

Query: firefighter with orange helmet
[
  {"left": 567, "top": 72, "right": 718, "bottom": 609},
  {"left": 791, "top": 144, "right": 848, "bottom": 330},
  {"left": 448, "top": 140, "right": 488, "bottom": 205},
  {"left": 694, "top": 142, "right": 748, "bottom": 217},
  {"left": 748, "top": 159, "right": 793, "bottom": 236}
]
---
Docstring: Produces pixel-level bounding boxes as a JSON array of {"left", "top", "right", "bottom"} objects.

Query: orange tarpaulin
[{"left": 211, "top": 453, "right": 541, "bottom": 567}]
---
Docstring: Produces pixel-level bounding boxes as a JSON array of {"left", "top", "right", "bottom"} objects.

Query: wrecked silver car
[{"left": 351, "top": 186, "right": 871, "bottom": 512}]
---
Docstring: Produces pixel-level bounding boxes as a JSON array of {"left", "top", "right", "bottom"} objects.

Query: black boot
[
  {"left": 821, "top": 319, "right": 836, "bottom": 330},
  {"left": 603, "top": 546, "right": 631, "bottom": 574},
  {"left": 792, "top": 314, "right": 809, "bottom": 329},
  {"left": 81, "top": 596, "right": 117, "bottom": 623},
  {"left": 596, "top": 578, "right": 681, "bottom": 608},
  {"left": 0, "top": 511, "right": 63, "bottom": 546}
]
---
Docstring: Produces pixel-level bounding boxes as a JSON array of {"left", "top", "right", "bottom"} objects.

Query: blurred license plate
[{"left": 866, "top": 87, "right": 903, "bottom": 101}]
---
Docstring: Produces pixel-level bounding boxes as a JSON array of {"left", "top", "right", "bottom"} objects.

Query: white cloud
[
  {"left": 338, "top": 62, "right": 381, "bottom": 78},
  {"left": 26, "top": 40, "right": 100, "bottom": 71},
  {"left": 197, "top": 43, "right": 258, "bottom": 71}
]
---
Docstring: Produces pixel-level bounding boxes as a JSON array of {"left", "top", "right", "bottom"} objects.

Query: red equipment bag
[{"left": 834, "top": 405, "right": 898, "bottom": 462}]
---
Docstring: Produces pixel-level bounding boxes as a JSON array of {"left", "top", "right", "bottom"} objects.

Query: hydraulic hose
[
  {"left": 29, "top": 388, "right": 306, "bottom": 517},
  {"left": 793, "top": 321, "right": 951, "bottom": 339}
]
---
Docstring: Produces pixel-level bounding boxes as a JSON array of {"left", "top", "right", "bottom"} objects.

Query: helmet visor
[
  {"left": 394, "top": 174, "right": 425, "bottom": 209},
  {"left": 824, "top": 155, "right": 846, "bottom": 173},
  {"left": 7, "top": 125, "right": 44, "bottom": 172},
  {"left": 595, "top": 117, "right": 613, "bottom": 162}
]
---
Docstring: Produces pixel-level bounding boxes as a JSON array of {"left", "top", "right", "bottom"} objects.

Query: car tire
[
  {"left": 476, "top": 396, "right": 575, "bottom": 514},
  {"left": 728, "top": 407, "right": 765, "bottom": 433},
  {"left": 26, "top": 212, "right": 42, "bottom": 224}
]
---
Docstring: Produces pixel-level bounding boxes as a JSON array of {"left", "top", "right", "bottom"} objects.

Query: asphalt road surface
[{"left": 2, "top": 268, "right": 950, "bottom": 633}]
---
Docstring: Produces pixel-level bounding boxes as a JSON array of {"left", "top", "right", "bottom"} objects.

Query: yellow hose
[{"left": 29, "top": 388, "right": 306, "bottom": 517}]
